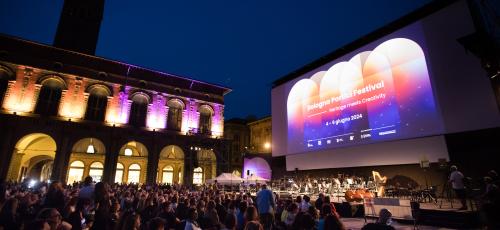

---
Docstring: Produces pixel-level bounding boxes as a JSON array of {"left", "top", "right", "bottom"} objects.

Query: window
[
  {"left": 89, "top": 162, "right": 103, "bottom": 182},
  {"left": 127, "top": 163, "right": 141, "bottom": 184},
  {"left": 198, "top": 106, "right": 212, "bottom": 134},
  {"left": 193, "top": 167, "right": 203, "bottom": 185},
  {"left": 68, "top": 161, "right": 85, "bottom": 184},
  {"left": 124, "top": 148, "right": 133, "bottom": 156},
  {"left": 129, "top": 94, "right": 149, "bottom": 127},
  {"left": 162, "top": 165, "right": 174, "bottom": 184},
  {"left": 85, "top": 86, "right": 109, "bottom": 121},
  {"left": 115, "top": 163, "right": 124, "bottom": 183},
  {"left": 35, "top": 78, "right": 65, "bottom": 116},
  {"left": 167, "top": 99, "right": 183, "bottom": 131},
  {"left": 178, "top": 168, "right": 183, "bottom": 184}
]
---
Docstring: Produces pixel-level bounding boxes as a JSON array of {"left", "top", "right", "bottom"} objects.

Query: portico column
[
  {"left": 0, "top": 122, "right": 16, "bottom": 181},
  {"left": 6, "top": 151, "right": 24, "bottom": 181},
  {"left": 103, "top": 139, "right": 119, "bottom": 184},
  {"left": 51, "top": 136, "right": 71, "bottom": 182},
  {"left": 184, "top": 148, "right": 194, "bottom": 186},
  {"left": 146, "top": 147, "right": 159, "bottom": 184}
]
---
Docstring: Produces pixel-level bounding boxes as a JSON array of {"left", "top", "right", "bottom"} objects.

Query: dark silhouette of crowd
[
  {"left": 0, "top": 176, "right": 347, "bottom": 230},
  {"left": 1, "top": 169, "right": 499, "bottom": 230}
]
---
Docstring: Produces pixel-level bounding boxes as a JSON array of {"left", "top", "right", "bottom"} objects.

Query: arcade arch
[
  {"left": 7, "top": 133, "right": 56, "bottom": 182},
  {"left": 158, "top": 145, "right": 184, "bottom": 184},
  {"left": 194, "top": 149, "right": 216, "bottom": 184},
  {"left": 117, "top": 141, "right": 148, "bottom": 184},
  {"left": 67, "top": 137, "right": 106, "bottom": 183}
]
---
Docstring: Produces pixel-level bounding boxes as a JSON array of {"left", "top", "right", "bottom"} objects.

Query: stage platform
[
  {"left": 339, "top": 218, "right": 461, "bottom": 230},
  {"left": 332, "top": 198, "right": 480, "bottom": 229}
]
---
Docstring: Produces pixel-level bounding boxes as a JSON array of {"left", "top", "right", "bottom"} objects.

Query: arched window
[
  {"left": 89, "top": 162, "right": 103, "bottom": 182},
  {"left": 115, "top": 163, "right": 124, "bottom": 183},
  {"left": 67, "top": 161, "right": 85, "bottom": 184},
  {"left": 198, "top": 105, "right": 213, "bottom": 134},
  {"left": 193, "top": 167, "right": 203, "bottom": 185},
  {"left": 35, "top": 77, "right": 66, "bottom": 116},
  {"left": 162, "top": 165, "right": 174, "bottom": 184},
  {"left": 0, "top": 66, "right": 13, "bottom": 108},
  {"left": 85, "top": 85, "right": 110, "bottom": 121},
  {"left": 167, "top": 99, "right": 183, "bottom": 131},
  {"left": 129, "top": 93, "right": 149, "bottom": 127},
  {"left": 127, "top": 163, "right": 141, "bottom": 184}
]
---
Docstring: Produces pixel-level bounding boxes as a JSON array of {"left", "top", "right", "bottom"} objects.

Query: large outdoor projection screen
[{"left": 272, "top": 0, "right": 500, "bottom": 170}]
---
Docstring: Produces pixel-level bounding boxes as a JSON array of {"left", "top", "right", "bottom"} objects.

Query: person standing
[
  {"left": 256, "top": 184, "right": 275, "bottom": 230},
  {"left": 449, "top": 165, "right": 467, "bottom": 210}
]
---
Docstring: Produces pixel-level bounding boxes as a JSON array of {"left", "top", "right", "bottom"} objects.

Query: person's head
[
  {"left": 288, "top": 202, "right": 299, "bottom": 213},
  {"left": 296, "top": 195, "right": 302, "bottom": 203},
  {"left": 224, "top": 213, "right": 237, "bottom": 230},
  {"left": 123, "top": 213, "right": 141, "bottom": 230},
  {"left": 324, "top": 214, "right": 345, "bottom": 230},
  {"left": 488, "top": 170, "right": 498, "bottom": 179},
  {"left": 262, "top": 184, "right": 267, "bottom": 190},
  {"left": 244, "top": 220, "right": 263, "bottom": 230},
  {"left": 188, "top": 207, "right": 198, "bottom": 221},
  {"left": 450, "top": 165, "right": 458, "bottom": 172},
  {"left": 37, "top": 208, "right": 62, "bottom": 228},
  {"left": 377, "top": 208, "right": 392, "bottom": 225},
  {"left": 239, "top": 200, "right": 248, "bottom": 213},
  {"left": 94, "top": 182, "right": 110, "bottom": 202},
  {"left": 83, "top": 176, "right": 93, "bottom": 186},
  {"left": 245, "top": 206, "right": 258, "bottom": 222},
  {"left": 48, "top": 181, "right": 63, "bottom": 194},
  {"left": 318, "top": 193, "right": 324, "bottom": 200},
  {"left": 324, "top": 195, "right": 331, "bottom": 203},
  {"left": 148, "top": 217, "right": 166, "bottom": 230},
  {"left": 207, "top": 200, "right": 216, "bottom": 210},
  {"left": 304, "top": 195, "right": 310, "bottom": 203}
]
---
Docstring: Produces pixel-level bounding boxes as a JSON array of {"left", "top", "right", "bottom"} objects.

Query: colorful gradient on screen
[{"left": 287, "top": 38, "right": 441, "bottom": 153}]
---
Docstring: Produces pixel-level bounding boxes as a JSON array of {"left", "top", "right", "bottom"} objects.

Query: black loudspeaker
[{"left": 247, "top": 170, "right": 250, "bottom": 176}]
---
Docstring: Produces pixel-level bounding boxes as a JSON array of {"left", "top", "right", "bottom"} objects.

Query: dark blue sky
[{"left": 0, "top": 0, "right": 431, "bottom": 119}]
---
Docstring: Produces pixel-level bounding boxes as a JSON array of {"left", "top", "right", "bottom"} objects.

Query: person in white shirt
[{"left": 449, "top": 165, "right": 467, "bottom": 210}]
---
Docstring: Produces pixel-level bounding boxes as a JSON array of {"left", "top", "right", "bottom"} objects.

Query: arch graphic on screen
[{"left": 287, "top": 38, "right": 440, "bottom": 153}]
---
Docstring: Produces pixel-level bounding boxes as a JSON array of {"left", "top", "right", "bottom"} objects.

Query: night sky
[{"left": 0, "top": 0, "right": 432, "bottom": 119}]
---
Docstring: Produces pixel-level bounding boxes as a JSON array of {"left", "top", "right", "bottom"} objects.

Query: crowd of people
[
  {"left": 0, "top": 176, "right": 400, "bottom": 230},
  {"left": 1, "top": 166, "right": 499, "bottom": 230}
]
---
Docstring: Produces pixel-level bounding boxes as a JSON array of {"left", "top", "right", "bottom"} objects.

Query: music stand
[{"left": 419, "top": 159, "right": 437, "bottom": 204}]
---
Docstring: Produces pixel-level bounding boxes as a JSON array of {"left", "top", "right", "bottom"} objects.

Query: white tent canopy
[
  {"left": 206, "top": 173, "right": 243, "bottom": 185},
  {"left": 245, "top": 174, "right": 269, "bottom": 184}
]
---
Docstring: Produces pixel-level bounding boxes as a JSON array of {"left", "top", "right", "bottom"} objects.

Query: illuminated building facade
[
  {"left": 0, "top": 35, "right": 231, "bottom": 185},
  {"left": 248, "top": 117, "right": 272, "bottom": 154}
]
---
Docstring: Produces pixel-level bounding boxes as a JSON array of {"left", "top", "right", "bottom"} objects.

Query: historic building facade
[
  {"left": 0, "top": 35, "right": 231, "bottom": 185},
  {"left": 247, "top": 116, "right": 272, "bottom": 154},
  {"left": 223, "top": 118, "right": 251, "bottom": 176}
]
